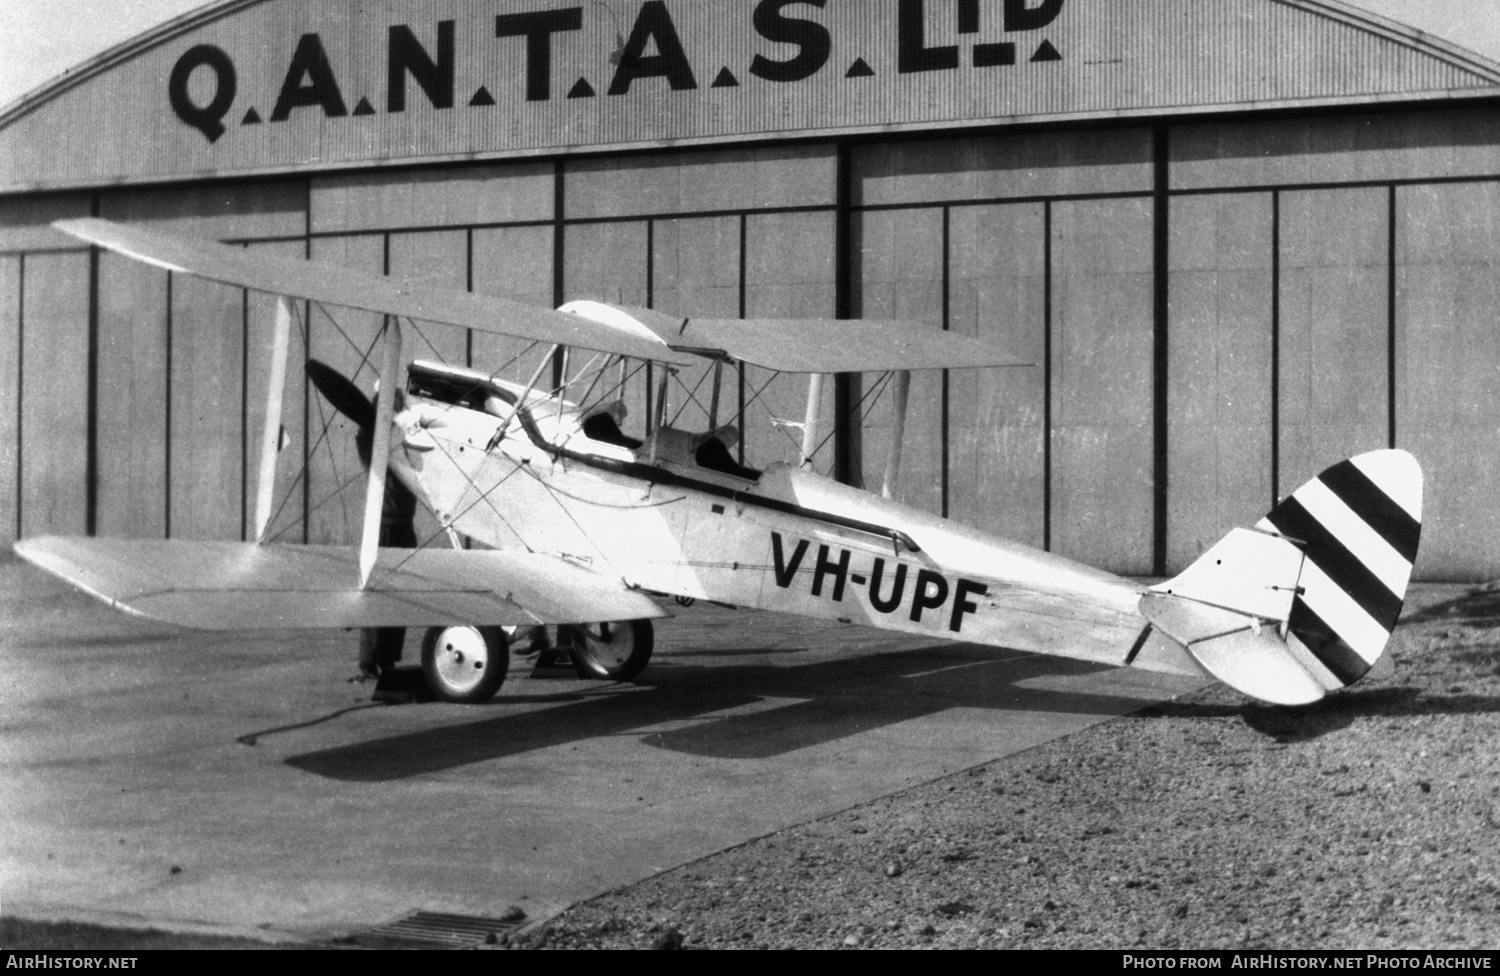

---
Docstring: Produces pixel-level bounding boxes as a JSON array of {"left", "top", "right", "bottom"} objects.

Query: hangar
[{"left": 2, "top": 0, "right": 1498, "bottom": 580}]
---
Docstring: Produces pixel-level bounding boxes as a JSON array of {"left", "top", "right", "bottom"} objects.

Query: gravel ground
[{"left": 510, "top": 584, "right": 1500, "bottom": 950}]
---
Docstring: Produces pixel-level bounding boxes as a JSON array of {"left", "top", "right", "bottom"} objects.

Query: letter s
[{"left": 749, "top": 0, "right": 831, "bottom": 83}]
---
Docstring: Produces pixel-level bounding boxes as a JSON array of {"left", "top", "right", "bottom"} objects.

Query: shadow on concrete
[
  {"left": 1403, "top": 586, "right": 1500, "bottom": 628},
  {"left": 662, "top": 646, "right": 814, "bottom": 658},
  {"left": 1130, "top": 683, "right": 1500, "bottom": 743},
  {"left": 1, "top": 632, "right": 190, "bottom": 650},
  {"left": 284, "top": 644, "right": 1149, "bottom": 781}
]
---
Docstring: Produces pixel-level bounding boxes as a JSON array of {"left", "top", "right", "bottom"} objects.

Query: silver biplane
[{"left": 16, "top": 218, "right": 1424, "bottom": 708}]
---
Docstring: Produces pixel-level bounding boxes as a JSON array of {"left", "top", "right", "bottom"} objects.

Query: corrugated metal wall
[
  {"left": 4, "top": 0, "right": 1499, "bottom": 192},
  {"left": 4, "top": 106, "right": 1500, "bottom": 578}
]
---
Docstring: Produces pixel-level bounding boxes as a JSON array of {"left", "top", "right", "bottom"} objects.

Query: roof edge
[
  {"left": 9, "top": 1, "right": 1500, "bottom": 128},
  {"left": 1273, "top": 0, "right": 1500, "bottom": 85},
  {"left": 0, "top": 0, "right": 265, "bottom": 126}
]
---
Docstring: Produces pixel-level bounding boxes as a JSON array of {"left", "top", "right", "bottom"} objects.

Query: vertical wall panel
[
  {"left": 1050, "top": 198, "right": 1155, "bottom": 573},
  {"left": 388, "top": 230, "right": 469, "bottom": 366},
  {"left": 653, "top": 217, "right": 741, "bottom": 318},
  {"left": 743, "top": 211, "right": 836, "bottom": 474},
  {"left": 168, "top": 273, "right": 245, "bottom": 540},
  {"left": 563, "top": 222, "right": 650, "bottom": 440},
  {"left": 18, "top": 252, "right": 90, "bottom": 538},
  {"left": 0, "top": 256, "right": 19, "bottom": 543},
  {"left": 948, "top": 203, "right": 1047, "bottom": 546},
  {"left": 1166, "top": 193, "right": 1274, "bottom": 571},
  {"left": 95, "top": 183, "right": 308, "bottom": 542},
  {"left": 1396, "top": 183, "right": 1500, "bottom": 579},
  {"left": 95, "top": 253, "right": 169, "bottom": 538},
  {"left": 852, "top": 208, "right": 946, "bottom": 512},
  {"left": 1278, "top": 188, "right": 1389, "bottom": 497},
  {"left": 471, "top": 224, "right": 555, "bottom": 387},
  {"left": 653, "top": 217, "right": 741, "bottom": 433},
  {"left": 562, "top": 223, "right": 649, "bottom": 305},
  {"left": 306, "top": 235, "right": 386, "bottom": 546},
  {"left": 243, "top": 240, "right": 310, "bottom": 546}
]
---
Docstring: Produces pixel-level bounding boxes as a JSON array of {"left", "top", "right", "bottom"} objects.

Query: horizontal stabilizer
[
  {"left": 1139, "top": 592, "right": 1325, "bottom": 705},
  {"left": 15, "top": 537, "right": 667, "bottom": 631}
]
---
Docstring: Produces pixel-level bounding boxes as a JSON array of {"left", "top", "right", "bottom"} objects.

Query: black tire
[
  {"left": 420, "top": 625, "right": 509, "bottom": 703},
  {"left": 566, "top": 619, "right": 654, "bottom": 682}
]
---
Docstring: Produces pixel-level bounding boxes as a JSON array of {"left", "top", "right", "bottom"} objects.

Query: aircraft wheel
[
  {"left": 566, "top": 619, "right": 654, "bottom": 682},
  {"left": 421, "top": 625, "right": 509, "bottom": 703}
]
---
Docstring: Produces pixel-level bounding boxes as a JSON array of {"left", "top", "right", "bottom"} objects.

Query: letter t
[{"left": 496, "top": 8, "right": 584, "bottom": 101}]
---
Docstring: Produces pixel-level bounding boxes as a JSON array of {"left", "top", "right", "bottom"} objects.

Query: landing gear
[
  {"left": 420, "top": 625, "right": 509, "bottom": 703},
  {"left": 564, "top": 619, "right": 655, "bottom": 681}
]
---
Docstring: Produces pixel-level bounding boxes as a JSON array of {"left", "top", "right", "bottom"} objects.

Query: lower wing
[{"left": 14, "top": 536, "right": 667, "bottom": 630}]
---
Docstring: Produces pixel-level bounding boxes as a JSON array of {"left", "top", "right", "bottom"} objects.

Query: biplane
[{"left": 14, "top": 218, "right": 1423, "bottom": 708}]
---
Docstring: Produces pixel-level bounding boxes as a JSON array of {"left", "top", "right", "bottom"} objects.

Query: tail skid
[{"left": 1141, "top": 450, "right": 1423, "bottom": 705}]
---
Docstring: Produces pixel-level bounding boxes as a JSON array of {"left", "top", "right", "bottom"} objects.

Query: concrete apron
[{"left": 0, "top": 560, "right": 1204, "bottom": 942}]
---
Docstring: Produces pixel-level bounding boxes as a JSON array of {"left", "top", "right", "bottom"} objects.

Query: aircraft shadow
[
  {"left": 285, "top": 644, "right": 1152, "bottom": 782},
  {"left": 1403, "top": 586, "right": 1500, "bottom": 628},
  {"left": 1132, "top": 684, "right": 1500, "bottom": 742},
  {"left": 660, "top": 646, "right": 812, "bottom": 658},
  {"left": 5, "top": 633, "right": 187, "bottom": 650}
]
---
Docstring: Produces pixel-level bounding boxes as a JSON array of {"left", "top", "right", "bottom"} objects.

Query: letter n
[{"left": 389, "top": 21, "right": 455, "bottom": 111}]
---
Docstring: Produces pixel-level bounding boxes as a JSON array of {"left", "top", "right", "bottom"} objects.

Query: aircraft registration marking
[{"left": 770, "top": 532, "right": 989, "bottom": 634}]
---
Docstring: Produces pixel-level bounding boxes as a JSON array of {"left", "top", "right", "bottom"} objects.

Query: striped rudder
[
  {"left": 1141, "top": 449, "right": 1422, "bottom": 705},
  {"left": 1257, "top": 449, "right": 1423, "bottom": 692}
]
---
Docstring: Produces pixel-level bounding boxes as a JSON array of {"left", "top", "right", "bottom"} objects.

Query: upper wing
[
  {"left": 15, "top": 536, "right": 668, "bottom": 630},
  {"left": 561, "top": 301, "right": 1030, "bottom": 373},
  {"left": 56, "top": 218, "right": 1016, "bottom": 373},
  {"left": 53, "top": 218, "right": 698, "bottom": 367}
]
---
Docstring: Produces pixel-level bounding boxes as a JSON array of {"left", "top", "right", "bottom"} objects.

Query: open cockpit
[{"left": 403, "top": 360, "right": 762, "bottom": 484}]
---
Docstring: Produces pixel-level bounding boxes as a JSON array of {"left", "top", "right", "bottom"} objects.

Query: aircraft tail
[{"left": 1139, "top": 450, "right": 1422, "bottom": 705}]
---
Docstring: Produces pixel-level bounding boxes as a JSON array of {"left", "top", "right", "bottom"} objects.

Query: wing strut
[
  {"left": 799, "top": 373, "right": 825, "bottom": 468},
  {"left": 881, "top": 370, "right": 911, "bottom": 499},
  {"left": 359, "top": 316, "right": 402, "bottom": 589},
  {"left": 487, "top": 343, "right": 560, "bottom": 450},
  {"left": 253, "top": 296, "right": 294, "bottom": 543},
  {"left": 709, "top": 359, "right": 724, "bottom": 429}
]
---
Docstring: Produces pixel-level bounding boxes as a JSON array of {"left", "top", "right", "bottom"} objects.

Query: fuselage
[{"left": 397, "top": 362, "right": 1200, "bottom": 678}]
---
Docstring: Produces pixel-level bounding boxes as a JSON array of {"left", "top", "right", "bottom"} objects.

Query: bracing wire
[{"left": 806, "top": 370, "right": 896, "bottom": 464}]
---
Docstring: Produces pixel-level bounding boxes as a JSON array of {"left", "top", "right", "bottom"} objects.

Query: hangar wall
[{"left": 4, "top": 103, "right": 1500, "bottom": 578}]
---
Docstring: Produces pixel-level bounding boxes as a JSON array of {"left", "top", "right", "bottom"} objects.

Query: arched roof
[{"left": 3, "top": 0, "right": 1499, "bottom": 193}]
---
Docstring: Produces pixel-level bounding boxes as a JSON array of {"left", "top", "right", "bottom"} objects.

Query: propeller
[
  {"left": 305, "top": 359, "right": 420, "bottom": 675},
  {"left": 306, "top": 358, "right": 378, "bottom": 428},
  {"left": 306, "top": 359, "right": 377, "bottom": 467},
  {"left": 305, "top": 358, "right": 421, "bottom": 526}
]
